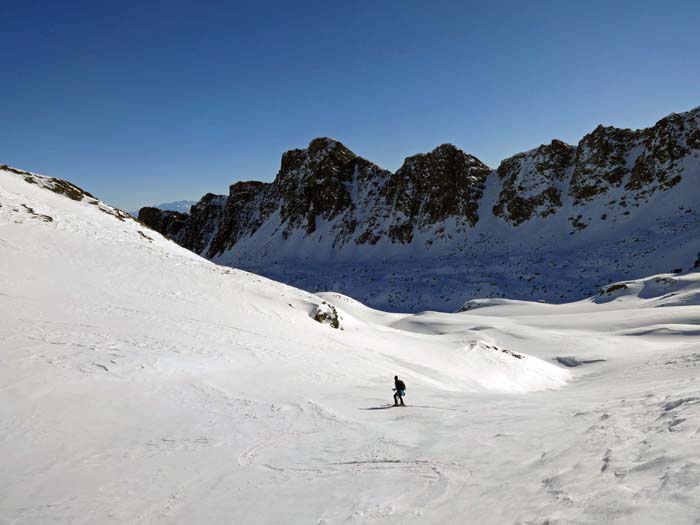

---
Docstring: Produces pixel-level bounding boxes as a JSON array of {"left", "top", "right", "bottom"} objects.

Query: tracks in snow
[{"left": 233, "top": 397, "right": 474, "bottom": 521}]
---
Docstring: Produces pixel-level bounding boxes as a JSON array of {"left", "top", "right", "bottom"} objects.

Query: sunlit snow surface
[{"left": 2, "top": 168, "right": 700, "bottom": 524}]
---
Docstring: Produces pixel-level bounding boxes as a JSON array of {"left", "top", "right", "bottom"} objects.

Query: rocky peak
[
  {"left": 569, "top": 108, "right": 700, "bottom": 206},
  {"left": 308, "top": 137, "right": 352, "bottom": 160},
  {"left": 626, "top": 108, "right": 700, "bottom": 195},
  {"left": 493, "top": 139, "right": 575, "bottom": 225},
  {"left": 381, "top": 145, "right": 491, "bottom": 242},
  {"left": 278, "top": 137, "right": 356, "bottom": 177},
  {"left": 494, "top": 106, "right": 700, "bottom": 224},
  {"left": 228, "top": 180, "right": 267, "bottom": 199},
  {"left": 406, "top": 143, "right": 489, "bottom": 167},
  {"left": 569, "top": 125, "right": 638, "bottom": 204},
  {"left": 274, "top": 138, "right": 367, "bottom": 236}
]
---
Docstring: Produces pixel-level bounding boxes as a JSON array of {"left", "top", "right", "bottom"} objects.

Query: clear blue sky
[{"left": 2, "top": 0, "right": 699, "bottom": 210}]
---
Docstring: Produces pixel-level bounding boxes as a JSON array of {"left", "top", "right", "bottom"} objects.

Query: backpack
[{"left": 396, "top": 380, "right": 406, "bottom": 391}]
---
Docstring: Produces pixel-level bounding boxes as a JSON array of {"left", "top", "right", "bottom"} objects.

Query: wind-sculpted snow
[
  {"left": 140, "top": 107, "right": 700, "bottom": 312},
  {"left": 4, "top": 163, "right": 700, "bottom": 523}
]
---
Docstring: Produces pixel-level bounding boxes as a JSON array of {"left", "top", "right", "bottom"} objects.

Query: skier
[{"left": 393, "top": 375, "right": 406, "bottom": 406}]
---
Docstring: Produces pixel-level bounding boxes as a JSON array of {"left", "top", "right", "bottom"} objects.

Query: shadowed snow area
[{"left": 2, "top": 167, "right": 700, "bottom": 524}]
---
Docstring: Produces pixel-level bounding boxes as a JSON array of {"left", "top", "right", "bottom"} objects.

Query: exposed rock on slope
[
  {"left": 493, "top": 139, "right": 575, "bottom": 225},
  {"left": 2, "top": 164, "right": 132, "bottom": 222},
  {"left": 384, "top": 144, "right": 491, "bottom": 242},
  {"left": 570, "top": 125, "right": 637, "bottom": 204},
  {"left": 138, "top": 207, "right": 189, "bottom": 242}
]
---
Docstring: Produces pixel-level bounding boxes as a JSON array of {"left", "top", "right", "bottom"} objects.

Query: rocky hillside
[{"left": 139, "top": 107, "right": 700, "bottom": 312}]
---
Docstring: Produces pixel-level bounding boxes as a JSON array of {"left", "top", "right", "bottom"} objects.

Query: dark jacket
[{"left": 395, "top": 379, "right": 406, "bottom": 391}]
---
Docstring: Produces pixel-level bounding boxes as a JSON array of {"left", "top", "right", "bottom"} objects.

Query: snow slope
[{"left": 2, "top": 168, "right": 700, "bottom": 524}]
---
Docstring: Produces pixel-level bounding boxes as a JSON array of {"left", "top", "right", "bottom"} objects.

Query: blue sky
[{"left": 2, "top": 0, "right": 699, "bottom": 210}]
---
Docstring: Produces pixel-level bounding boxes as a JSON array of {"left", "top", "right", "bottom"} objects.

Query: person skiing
[{"left": 393, "top": 375, "right": 406, "bottom": 406}]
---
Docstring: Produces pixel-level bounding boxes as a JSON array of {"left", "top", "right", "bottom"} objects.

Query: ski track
[{"left": 4, "top": 309, "right": 700, "bottom": 523}]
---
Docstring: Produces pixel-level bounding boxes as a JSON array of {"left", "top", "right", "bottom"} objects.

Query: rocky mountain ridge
[
  {"left": 139, "top": 107, "right": 700, "bottom": 311},
  {"left": 128, "top": 200, "right": 196, "bottom": 218}
]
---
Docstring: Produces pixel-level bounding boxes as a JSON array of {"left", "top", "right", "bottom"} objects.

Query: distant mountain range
[
  {"left": 129, "top": 200, "right": 195, "bottom": 217},
  {"left": 139, "top": 106, "right": 700, "bottom": 312}
]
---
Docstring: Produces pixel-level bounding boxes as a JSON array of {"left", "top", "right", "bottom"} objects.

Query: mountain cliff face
[
  {"left": 493, "top": 139, "right": 575, "bottom": 225},
  {"left": 140, "top": 139, "right": 495, "bottom": 255},
  {"left": 140, "top": 107, "right": 700, "bottom": 312}
]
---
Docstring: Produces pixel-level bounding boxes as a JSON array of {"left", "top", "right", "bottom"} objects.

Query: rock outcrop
[
  {"left": 384, "top": 144, "right": 491, "bottom": 241},
  {"left": 493, "top": 139, "right": 575, "bottom": 225},
  {"left": 138, "top": 207, "right": 189, "bottom": 242}
]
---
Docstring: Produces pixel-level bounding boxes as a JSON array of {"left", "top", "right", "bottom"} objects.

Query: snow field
[{"left": 2, "top": 168, "right": 700, "bottom": 523}]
